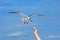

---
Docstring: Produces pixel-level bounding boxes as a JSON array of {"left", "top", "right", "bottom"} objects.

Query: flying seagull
[{"left": 9, "top": 12, "right": 43, "bottom": 24}]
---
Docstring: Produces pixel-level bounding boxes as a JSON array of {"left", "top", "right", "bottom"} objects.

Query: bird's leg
[
  {"left": 30, "top": 19, "right": 32, "bottom": 22},
  {"left": 26, "top": 21, "right": 28, "bottom": 24},
  {"left": 24, "top": 22, "right": 25, "bottom": 24}
]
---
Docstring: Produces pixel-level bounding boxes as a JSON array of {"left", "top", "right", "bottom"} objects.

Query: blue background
[{"left": 0, "top": 0, "right": 60, "bottom": 40}]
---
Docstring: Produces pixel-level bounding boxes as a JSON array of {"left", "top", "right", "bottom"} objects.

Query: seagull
[{"left": 9, "top": 11, "right": 43, "bottom": 24}]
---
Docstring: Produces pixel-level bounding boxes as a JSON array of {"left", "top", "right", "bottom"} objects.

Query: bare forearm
[
  {"left": 34, "top": 27, "right": 41, "bottom": 40},
  {"left": 34, "top": 33, "right": 41, "bottom": 40}
]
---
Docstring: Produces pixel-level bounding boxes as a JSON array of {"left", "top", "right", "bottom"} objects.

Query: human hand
[{"left": 34, "top": 27, "right": 38, "bottom": 34}]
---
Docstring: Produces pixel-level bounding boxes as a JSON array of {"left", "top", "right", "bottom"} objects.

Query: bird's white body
[
  {"left": 21, "top": 16, "right": 32, "bottom": 24},
  {"left": 9, "top": 11, "right": 43, "bottom": 24}
]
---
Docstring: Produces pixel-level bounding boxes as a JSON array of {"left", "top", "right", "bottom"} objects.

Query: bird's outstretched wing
[
  {"left": 9, "top": 12, "right": 27, "bottom": 17},
  {"left": 29, "top": 14, "right": 43, "bottom": 17}
]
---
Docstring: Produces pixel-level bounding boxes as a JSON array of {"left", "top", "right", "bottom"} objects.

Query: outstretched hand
[
  {"left": 34, "top": 27, "right": 38, "bottom": 34},
  {"left": 34, "top": 27, "right": 41, "bottom": 40}
]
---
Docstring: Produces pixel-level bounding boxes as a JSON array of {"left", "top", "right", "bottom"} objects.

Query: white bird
[{"left": 9, "top": 12, "right": 43, "bottom": 24}]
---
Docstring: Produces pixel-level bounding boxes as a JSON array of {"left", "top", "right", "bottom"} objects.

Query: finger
[
  {"left": 34, "top": 27, "right": 36, "bottom": 29},
  {"left": 34, "top": 27, "right": 36, "bottom": 31}
]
